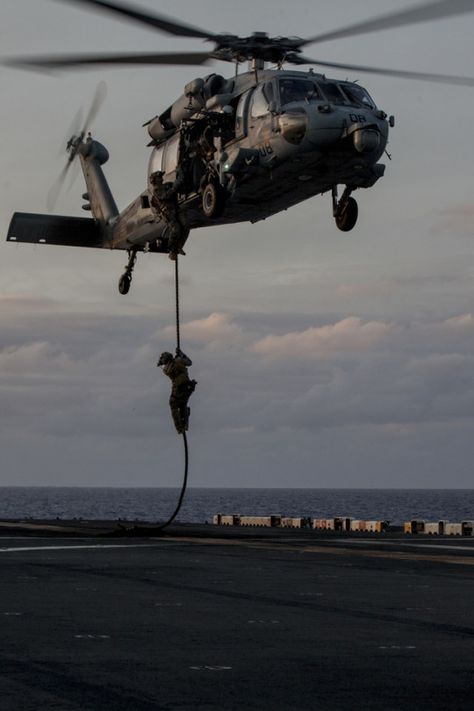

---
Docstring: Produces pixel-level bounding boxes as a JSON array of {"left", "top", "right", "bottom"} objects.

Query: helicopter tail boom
[{"left": 77, "top": 137, "right": 119, "bottom": 227}]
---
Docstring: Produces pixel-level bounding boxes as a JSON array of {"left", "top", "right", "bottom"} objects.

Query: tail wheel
[
  {"left": 335, "top": 196, "right": 358, "bottom": 232},
  {"left": 201, "top": 181, "right": 226, "bottom": 219}
]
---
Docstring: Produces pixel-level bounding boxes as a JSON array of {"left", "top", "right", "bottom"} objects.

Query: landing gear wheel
[
  {"left": 201, "top": 181, "right": 226, "bottom": 219},
  {"left": 118, "top": 273, "right": 131, "bottom": 295},
  {"left": 118, "top": 250, "right": 137, "bottom": 295},
  {"left": 335, "top": 197, "right": 358, "bottom": 232}
]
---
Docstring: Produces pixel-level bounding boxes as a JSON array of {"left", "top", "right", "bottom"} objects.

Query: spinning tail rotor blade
[
  {"left": 303, "top": 0, "right": 474, "bottom": 46},
  {"left": 47, "top": 161, "right": 73, "bottom": 212},
  {"left": 5, "top": 51, "right": 213, "bottom": 70},
  {"left": 56, "top": 0, "right": 215, "bottom": 39},
  {"left": 57, "top": 107, "right": 83, "bottom": 157},
  {"left": 47, "top": 82, "right": 107, "bottom": 210},
  {"left": 299, "top": 56, "right": 474, "bottom": 86}
]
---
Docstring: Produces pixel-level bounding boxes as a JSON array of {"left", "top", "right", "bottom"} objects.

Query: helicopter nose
[{"left": 353, "top": 128, "right": 381, "bottom": 153}]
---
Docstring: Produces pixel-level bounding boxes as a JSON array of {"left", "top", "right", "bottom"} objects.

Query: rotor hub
[{"left": 210, "top": 33, "right": 304, "bottom": 65}]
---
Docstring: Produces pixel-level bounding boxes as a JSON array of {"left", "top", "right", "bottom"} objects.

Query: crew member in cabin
[{"left": 149, "top": 171, "right": 190, "bottom": 261}]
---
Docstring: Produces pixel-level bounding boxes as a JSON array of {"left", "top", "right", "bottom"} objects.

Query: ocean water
[{"left": 0, "top": 488, "right": 473, "bottom": 525}]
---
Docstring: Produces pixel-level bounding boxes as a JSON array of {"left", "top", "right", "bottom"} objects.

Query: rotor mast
[
  {"left": 250, "top": 57, "right": 265, "bottom": 71},
  {"left": 248, "top": 32, "right": 268, "bottom": 72}
]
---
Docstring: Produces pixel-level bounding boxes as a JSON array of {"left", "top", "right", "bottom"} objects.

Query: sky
[{"left": 1, "top": 0, "right": 474, "bottom": 488}]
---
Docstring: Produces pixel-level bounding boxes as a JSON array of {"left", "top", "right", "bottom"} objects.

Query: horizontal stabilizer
[{"left": 7, "top": 212, "right": 105, "bottom": 248}]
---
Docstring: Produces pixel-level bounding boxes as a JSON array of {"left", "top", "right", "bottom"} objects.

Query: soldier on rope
[{"left": 157, "top": 349, "right": 197, "bottom": 434}]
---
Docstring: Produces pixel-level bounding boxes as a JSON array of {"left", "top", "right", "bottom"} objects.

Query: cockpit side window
[
  {"left": 340, "top": 84, "right": 376, "bottom": 109},
  {"left": 250, "top": 83, "right": 272, "bottom": 118},
  {"left": 263, "top": 81, "right": 274, "bottom": 105},
  {"left": 279, "top": 79, "right": 320, "bottom": 106},
  {"left": 235, "top": 89, "right": 252, "bottom": 137}
]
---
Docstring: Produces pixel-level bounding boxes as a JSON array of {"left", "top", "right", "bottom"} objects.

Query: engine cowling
[{"left": 147, "top": 74, "right": 227, "bottom": 142}]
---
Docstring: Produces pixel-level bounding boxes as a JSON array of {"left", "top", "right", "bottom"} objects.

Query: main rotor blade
[
  {"left": 303, "top": 0, "right": 474, "bottom": 46},
  {"left": 58, "top": 0, "right": 215, "bottom": 39},
  {"left": 299, "top": 56, "right": 474, "bottom": 86},
  {"left": 4, "top": 51, "right": 213, "bottom": 70}
]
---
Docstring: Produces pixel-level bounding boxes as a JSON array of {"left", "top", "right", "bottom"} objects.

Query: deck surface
[{"left": 0, "top": 521, "right": 473, "bottom": 710}]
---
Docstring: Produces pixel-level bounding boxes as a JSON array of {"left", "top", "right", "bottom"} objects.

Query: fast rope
[
  {"left": 175, "top": 254, "right": 181, "bottom": 352},
  {"left": 154, "top": 430, "right": 188, "bottom": 531},
  {"left": 110, "top": 255, "right": 190, "bottom": 537},
  {"left": 154, "top": 254, "right": 189, "bottom": 531}
]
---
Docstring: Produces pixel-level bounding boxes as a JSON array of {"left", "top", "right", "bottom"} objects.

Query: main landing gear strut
[
  {"left": 332, "top": 185, "right": 358, "bottom": 232},
  {"left": 118, "top": 249, "right": 137, "bottom": 295}
]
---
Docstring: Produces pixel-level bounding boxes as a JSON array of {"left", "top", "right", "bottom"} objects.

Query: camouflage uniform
[
  {"left": 158, "top": 350, "right": 197, "bottom": 434},
  {"left": 149, "top": 171, "right": 189, "bottom": 260}
]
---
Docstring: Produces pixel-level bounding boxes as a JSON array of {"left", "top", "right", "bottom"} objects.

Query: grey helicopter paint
[
  {"left": 145, "top": 69, "right": 389, "bottom": 222},
  {"left": 5, "top": 0, "right": 474, "bottom": 294},
  {"left": 8, "top": 68, "right": 390, "bottom": 260}
]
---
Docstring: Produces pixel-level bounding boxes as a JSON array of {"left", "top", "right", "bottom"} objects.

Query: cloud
[
  {"left": 0, "top": 293, "right": 56, "bottom": 311},
  {"left": 1, "top": 302, "right": 474, "bottom": 486},
  {"left": 252, "top": 317, "right": 393, "bottom": 359},
  {"left": 407, "top": 352, "right": 474, "bottom": 374},
  {"left": 443, "top": 313, "right": 474, "bottom": 329},
  {"left": 0, "top": 341, "right": 73, "bottom": 374},
  {"left": 433, "top": 204, "right": 474, "bottom": 237},
  {"left": 159, "top": 312, "right": 245, "bottom": 348},
  {"left": 266, "top": 266, "right": 324, "bottom": 287},
  {"left": 403, "top": 313, "right": 474, "bottom": 358}
]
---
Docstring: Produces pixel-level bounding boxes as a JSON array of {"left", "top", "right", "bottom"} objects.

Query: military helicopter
[{"left": 5, "top": 0, "right": 474, "bottom": 294}]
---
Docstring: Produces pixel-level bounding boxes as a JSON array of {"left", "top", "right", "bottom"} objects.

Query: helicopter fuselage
[
  {"left": 8, "top": 0, "right": 474, "bottom": 291},
  {"left": 109, "top": 67, "right": 389, "bottom": 252},
  {"left": 7, "top": 68, "right": 390, "bottom": 262}
]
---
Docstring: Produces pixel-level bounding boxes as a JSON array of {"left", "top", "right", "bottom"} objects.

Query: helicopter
[{"left": 5, "top": 0, "right": 474, "bottom": 295}]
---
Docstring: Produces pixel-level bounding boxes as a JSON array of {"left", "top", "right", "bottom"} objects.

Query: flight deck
[{"left": 0, "top": 521, "right": 473, "bottom": 710}]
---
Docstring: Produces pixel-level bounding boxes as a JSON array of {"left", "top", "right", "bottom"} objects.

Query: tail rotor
[{"left": 47, "top": 81, "right": 107, "bottom": 211}]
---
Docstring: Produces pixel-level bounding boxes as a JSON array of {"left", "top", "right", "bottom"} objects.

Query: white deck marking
[
  {"left": 378, "top": 645, "right": 416, "bottom": 650},
  {"left": 0, "top": 543, "right": 166, "bottom": 554},
  {"left": 317, "top": 574, "right": 338, "bottom": 579},
  {"left": 189, "top": 666, "right": 232, "bottom": 671},
  {"left": 336, "top": 539, "right": 474, "bottom": 552}
]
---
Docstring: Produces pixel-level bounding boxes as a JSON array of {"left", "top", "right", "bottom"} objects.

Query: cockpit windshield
[
  {"left": 319, "top": 82, "right": 347, "bottom": 105},
  {"left": 340, "top": 84, "right": 376, "bottom": 109},
  {"left": 278, "top": 78, "right": 320, "bottom": 106},
  {"left": 276, "top": 77, "right": 376, "bottom": 110}
]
